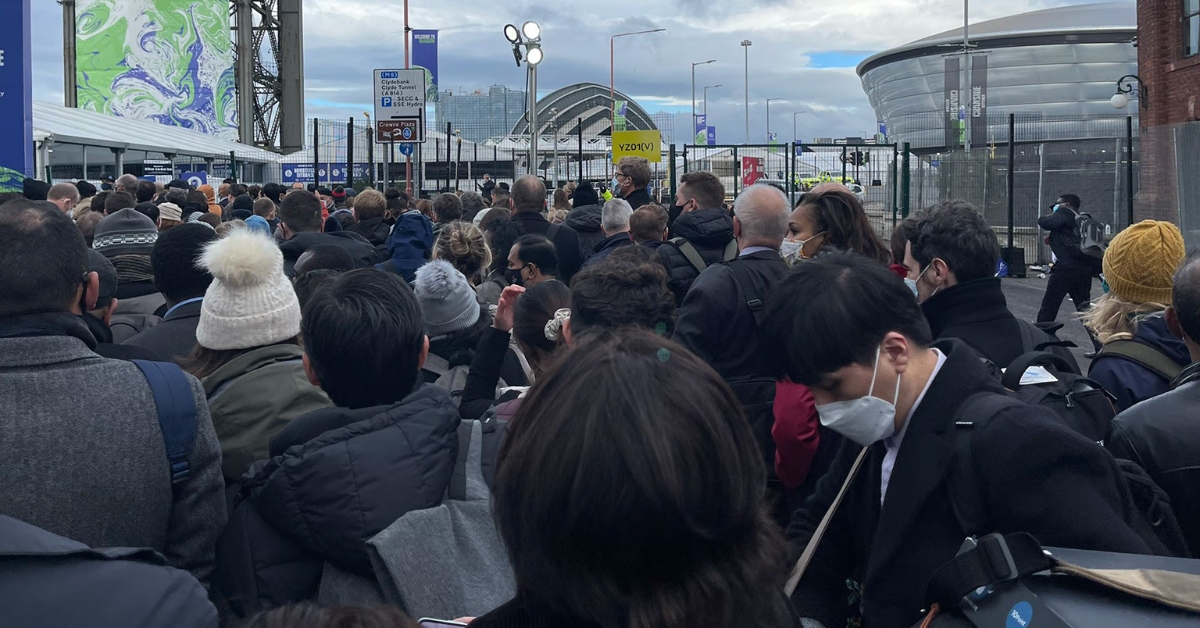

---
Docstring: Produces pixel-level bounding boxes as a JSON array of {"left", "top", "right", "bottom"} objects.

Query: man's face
[
  {"left": 674, "top": 186, "right": 698, "bottom": 213},
  {"left": 615, "top": 168, "right": 634, "bottom": 195},
  {"left": 484, "top": 175, "right": 491, "bottom": 182},
  {"left": 507, "top": 245, "right": 523, "bottom": 273},
  {"left": 1055, "top": 197, "right": 1072, "bottom": 211}
]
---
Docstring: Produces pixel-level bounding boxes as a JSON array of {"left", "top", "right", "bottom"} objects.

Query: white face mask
[
  {"left": 780, "top": 240, "right": 802, "bottom": 263},
  {"left": 815, "top": 345, "right": 901, "bottom": 447},
  {"left": 904, "top": 277, "right": 919, "bottom": 297},
  {"left": 914, "top": 262, "right": 940, "bottom": 303}
]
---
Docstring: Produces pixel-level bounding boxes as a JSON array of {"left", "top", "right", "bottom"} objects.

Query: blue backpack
[{"left": 131, "top": 360, "right": 198, "bottom": 497}]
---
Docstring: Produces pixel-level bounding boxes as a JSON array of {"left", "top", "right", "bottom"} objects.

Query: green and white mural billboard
[{"left": 76, "top": 0, "right": 237, "bottom": 140}]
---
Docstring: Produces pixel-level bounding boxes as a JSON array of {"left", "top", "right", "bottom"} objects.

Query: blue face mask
[
  {"left": 610, "top": 177, "right": 620, "bottom": 191},
  {"left": 904, "top": 277, "right": 919, "bottom": 297}
]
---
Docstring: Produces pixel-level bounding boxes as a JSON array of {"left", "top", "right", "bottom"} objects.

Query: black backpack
[
  {"left": 723, "top": 257, "right": 789, "bottom": 525},
  {"left": 1000, "top": 351, "right": 1115, "bottom": 443},
  {"left": 948, "top": 392, "right": 1190, "bottom": 558}
]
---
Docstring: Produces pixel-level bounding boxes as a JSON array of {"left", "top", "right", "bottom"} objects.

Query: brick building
[{"left": 1136, "top": 0, "right": 1200, "bottom": 227}]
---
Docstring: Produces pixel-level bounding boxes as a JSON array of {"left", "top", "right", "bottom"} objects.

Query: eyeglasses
[{"left": 615, "top": 171, "right": 627, "bottom": 178}]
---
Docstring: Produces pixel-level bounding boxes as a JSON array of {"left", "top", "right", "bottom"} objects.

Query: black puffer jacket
[
  {"left": 214, "top": 385, "right": 463, "bottom": 617},
  {"left": 347, "top": 217, "right": 392, "bottom": 262},
  {"left": 656, "top": 207, "right": 735, "bottom": 306},
  {"left": 564, "top": 204, "right": 604, "bottom": 263}
]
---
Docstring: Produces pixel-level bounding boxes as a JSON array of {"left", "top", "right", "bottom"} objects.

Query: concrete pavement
[{"left": 1000, "top": 275, "right": 1103, "bottom": 368}]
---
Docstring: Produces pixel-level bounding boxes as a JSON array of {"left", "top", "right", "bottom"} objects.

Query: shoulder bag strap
[
  {"left": 131, "top": 360, "right": 198, "bottom": 497},
  {"left": 725, "top": 257, "right": 769, "bottom": 326},
  {"left": 1098, "top": 340, "right": 1185, "bottom": 382},
  {"left": 722, "top": 238, "right": 739, "bottom": 262},
  {"left": 545, "top": 222, "right": 561, "bottom": 241},
  {"left": 784, "top": 445, "right": 869, "bottom": 596},
  {"left": 670, "top": 237, "right": 708, "bottom": 274},
  {"left": 423, "top": 353, "right": 452, "bottom": 377}
]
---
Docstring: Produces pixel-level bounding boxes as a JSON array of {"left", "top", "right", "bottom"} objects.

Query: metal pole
[
  {"left": 234, "top": 0, "right": 254, "bottom": 145},
  {"left": 901, "top": 142, "right": 911, "bottom": 217},
  {"left": 733, "top": 146, "right": 740, "bottom": 197},
  {"left": 384, "top": 135, "right": 391, "bottom": 190},
  {"left": 312, "top": 118, "right": 320, "bottom": 188},
  {"left": 446, "top": 123, "right": 453, "bottom": 193},
  {"left": 62, "top": 0, "right": 78, "bottom": 108},
  {"left": 528, "top": 63, "right": 538, "bottom": 177},
  {"left": 742, "top": 42, "right": 750, "bottom": 143},
  {"left": 578, "top": 118, "right": 583, "bottom": 182},
  {"left": 347, "top": 118, "right": 355, "bottom": 189},
  {"left": 367, "top": 125, "right": 375, "bottom": 188},
  {"left": 891, "top": 143, "right": 899, "bottom": 224},
  {"left": 456, "top": 132, "right": 463, "bottom": 191},
  {"left": 1006, "top": 113, "right": 1015, "bottom": 249},
  {"left": 962, "top": 0, "right": 972, "bottom": 152},
  {"left": 1126, "top": 115, "right": 1135, "bottom": 227},
  {"left": 552, "top": 114, "right": 559, "bottom": 188},
  {"left": 610, "top": 37, "right": 616, "bottom": 133},
  {"left": 841, "top": 145, "right": 848, "bottom": 183},
  {"left": 691, "top": 64, "right": 696, "bottom": 135},
  {"left": 404, "top": 0, "right": 413, "bottom": 196}
]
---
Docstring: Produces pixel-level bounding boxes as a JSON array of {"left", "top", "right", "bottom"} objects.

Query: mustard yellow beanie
[{"left": 1102, "top": 220, "right": 1185, "bottom": 305}]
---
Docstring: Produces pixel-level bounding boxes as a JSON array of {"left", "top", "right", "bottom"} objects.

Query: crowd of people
[{"left": 1, "top": 156, "right": 1198, "bottom": 628}]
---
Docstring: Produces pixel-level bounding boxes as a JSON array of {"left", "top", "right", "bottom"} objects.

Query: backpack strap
[
  {"left": 1097, "top": 340, "right": 1185, "bottom": 382},
  {"left": 721, "top": 238, "right": 739, "bottom": 262},
  {"left": 725, "top": 257, "right": 768, "bottom": 326},
  {"left": 669, "top": 237, "right": 709, "bottom": 275},
  {"left": 926, "top": 532, "right": 1055, "bottom": 608},
  {"left": 1016, "top": 319, "right": 1037, "bottom": 354},
  {"left": 131, "top": 360, "right": 198, "bottom": 498},
  {"left": 1000, "top": 351, "right": 1080, "bottom": 391},
  {"left": 423, "top": 353, "right": 452, "bottom": 377},
  {"left": 545, "top": 222, "right": 561, "bottom": 241},
  {"left": 947, "top": 392, "right": 1026, "bottom": 537}
]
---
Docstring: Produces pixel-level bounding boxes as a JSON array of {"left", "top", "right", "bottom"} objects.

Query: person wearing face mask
[
  {"left": 782, "top": 187, "right": 890, "bottom": 267},
  {"left": 903, "top": 201, "right": 1079, "bottom": 373},
  {"left": 657, "top": 171, "right": 737, "bottom": 306},
  {"left": 506, "top": 234, "right": 559, "bottom": 288},
  {"left": 613, "top": 156, "right": 654, "bottom": 210},
  {"left": 760, "top": 252, "right": 1155, "bottom": 628}
]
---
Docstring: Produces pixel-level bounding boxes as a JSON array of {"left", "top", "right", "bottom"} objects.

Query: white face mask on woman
[{"left": 814, "top": 345, "right": 901, "bottom": 447}]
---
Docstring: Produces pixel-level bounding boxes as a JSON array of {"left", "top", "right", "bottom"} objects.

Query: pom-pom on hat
[
  {"left": 414, "top": 259, "right": 480, "bottom": 338},
  {"left": 195, "top": 229, "right": 300, "bottom": 350}
]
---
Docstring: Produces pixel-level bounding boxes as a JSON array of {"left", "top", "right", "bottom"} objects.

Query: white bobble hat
[{"left": 195, "top": 229, "right": 300, "bottom": 351}]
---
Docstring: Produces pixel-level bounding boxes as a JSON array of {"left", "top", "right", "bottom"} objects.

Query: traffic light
[{"left": 839, "top": 150, "right": 870, "bottom": 167}]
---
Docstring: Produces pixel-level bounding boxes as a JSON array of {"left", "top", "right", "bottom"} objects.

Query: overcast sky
[{"left": 31, "top": 0, "right": 1097, "bottom": 144}]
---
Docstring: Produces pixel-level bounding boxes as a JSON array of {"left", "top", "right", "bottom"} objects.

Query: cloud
[{"left": 30, "top": 0, "right": 1095, "bottom": 145}]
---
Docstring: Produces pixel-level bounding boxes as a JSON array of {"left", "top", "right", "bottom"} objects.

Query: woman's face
[{"left": 786, "top": 204, "right": 826, "bottom": 258}]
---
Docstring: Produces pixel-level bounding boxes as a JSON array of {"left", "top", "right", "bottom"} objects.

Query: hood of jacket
[
  {"left": 348, "top": 217, "right": 392, "bottom": 246},
  {"left": 242, "top": 384, "right": 459, "bottom": 575},
  {"left": 671, "top": 207, "right": 734, "bottom": 248},
  {"left": 564, "top": 204, "right": 602, "bottom": 233},
  {"left": 1133, "top": 314, "right": 1192, "bottom": 365}
]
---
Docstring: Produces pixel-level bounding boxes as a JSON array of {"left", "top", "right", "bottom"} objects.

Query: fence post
[
  {"left": 669, "top": 143, "right": 677, "bottom": 204},
  {"left": 577, "top": 119, "right": 583, "bottom": 182},
  {"left": 682, "top": 145, "right": 689, "bottom": 174},
  {"left": 1126, "top": 115, "right": 1134, "bottom": 227},
  {"left": 445, "top": 123, "right": 453, "bottom": 193},
  {"left": 367, "top": 127, "right": 375, "bottom": 188},
  {"left": 733, "top": 146, "right": 739, "bottom": 197},
  {"left": 901, "top": 142, "right": 911, "bottom": 218},
  {"left": 1007, "top": 113, "right": 1015, "bottom": 249},
  {"left": 456, "top": 131, "right": 463, "bottom": 191},
  {"left": 346, "top": 117, "right": 355, "bottom": 189},
  {"left": 312, "top": 118, "right": 320, "bottom": 188},
  {"left": 229, "top": 151, "right": 237, "bottom": 183},
  {"left": 841, "top": 145, "right": 848, "bottom": 184},
  {"left": 891, "top": 143, "right": 899, "bottom": 227}
]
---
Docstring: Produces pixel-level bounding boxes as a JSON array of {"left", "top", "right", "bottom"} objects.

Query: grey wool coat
[{"left": 0, "top": 313, "right": 227, "bottom": 586}]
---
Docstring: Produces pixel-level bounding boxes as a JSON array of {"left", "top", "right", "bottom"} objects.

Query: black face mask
[{"left": 506, "top": 266, "right": 527, "bottom": 287}]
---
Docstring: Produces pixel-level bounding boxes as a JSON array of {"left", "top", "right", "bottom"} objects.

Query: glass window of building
[{"left": 1187, "top": 0, "right": 1200, "bottom": 57}]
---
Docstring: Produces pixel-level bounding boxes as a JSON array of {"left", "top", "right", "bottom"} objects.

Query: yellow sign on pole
[{"left": 612, "top": 130, "right": 662, "bottom": 163}]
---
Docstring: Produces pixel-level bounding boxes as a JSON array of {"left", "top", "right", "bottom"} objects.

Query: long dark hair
[
  {"left": 496, "top": 329, "right": 790, "bottom": 628},
  {"left": 179, "top": 337, "right": 301, "bottom": 379},
  {"left": 512, "top": 279, "right": 572, "bottom": 375},
  {"left": 798, "top": 188, "right": 891, "bottom": 264}
]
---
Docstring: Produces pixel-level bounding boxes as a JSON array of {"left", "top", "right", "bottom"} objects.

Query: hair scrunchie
[{"left": 544, "top": 308, "right": 571, "bottom": 342}]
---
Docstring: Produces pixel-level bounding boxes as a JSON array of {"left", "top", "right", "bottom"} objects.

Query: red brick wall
[{"left": 1137, "top": 0, "right": 1200, "bottom": 221}]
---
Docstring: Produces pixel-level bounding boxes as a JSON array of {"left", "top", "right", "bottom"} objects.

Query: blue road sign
[{"left": 398, "top": 143, "right": 413, "bottom": 156}]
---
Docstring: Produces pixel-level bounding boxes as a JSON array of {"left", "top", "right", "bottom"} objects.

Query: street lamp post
[
  {"left": 611, "top": 29, "right": 667, "bottom": 133},
  {"left": 792, "top": 111, "right": 805, "bottom": 144},
  {"left": 691, "top": 59, "right": 716, "bottom": 132},
  {"left": 505, "top": 22, "right": 544, "bottom": 176},
  {"left": 766, "top": 97, "right": 782, "bottom": 142},
  {"left": 550, "top": 107, "right": 559, "bottom": 188},
  {"left": 740, "top": 40, "right": 752, "bottom": 143},
  {"left": 703, "top": 84, "right": 722, "bottom": 118}
]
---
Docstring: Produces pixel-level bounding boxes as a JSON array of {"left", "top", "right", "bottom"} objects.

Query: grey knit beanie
[
  {"left": 414, "top": 260, "right": 480, "bottom": 338},
  {"left": 92, "top": 208, "right": 158, "bottom": 258}
]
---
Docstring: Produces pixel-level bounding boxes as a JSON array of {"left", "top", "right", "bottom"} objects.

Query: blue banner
[
  {"left": 182, "top": 171, "right": 208, "bottom": 188},
  {"left": 0, "top": 0, "right": 33, "bottom": 190},
  {"left": 706, "top": 126, "right": 716, "bottom": 146},
  {"left": 411, "top": 30, "right": 439, "bottom": 104},
  {"left": 281, "top": 163, "right": 371, "bottom": 184},
  {"left": 694, "top": 114, "right": 706, "bottom": 144}
]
